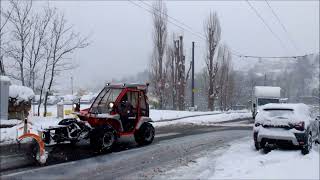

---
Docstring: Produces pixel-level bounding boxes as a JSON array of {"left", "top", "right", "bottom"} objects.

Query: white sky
[{"left": 7, "top": 1, "right": 320, "bottom": 92}]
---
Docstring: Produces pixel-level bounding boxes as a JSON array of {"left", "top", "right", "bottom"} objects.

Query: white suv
[{"left": 253, "top": 103, "right": 320, "bottom": 154}]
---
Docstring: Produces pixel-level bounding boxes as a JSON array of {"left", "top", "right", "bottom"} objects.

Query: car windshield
[
  {"left": 258, "top": 98, "right": 279, "bottom": 106},
  {"left": 263, "top": 108, "right": 294, "bottom": 118},
  {"left": 90, "top": 88, "right": 122, "bottom": 113}
]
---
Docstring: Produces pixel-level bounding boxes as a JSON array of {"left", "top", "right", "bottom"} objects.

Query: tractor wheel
[
  {"left": 135, "top": 122, "right": 155, "bottom": 146},
  {"left": 90, "top": 125, "right": 116, "bottom": 153}
]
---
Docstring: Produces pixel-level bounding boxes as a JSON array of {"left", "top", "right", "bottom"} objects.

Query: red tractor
[{"left": 41, "top": 83, "right": 155, "bottom": 153}]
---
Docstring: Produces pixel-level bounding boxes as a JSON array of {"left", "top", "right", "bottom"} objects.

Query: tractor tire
[
  {"left": 90, "top": 125, "right": 116, "bottom": 153},
  {"left": 135, "top": 122, "right": 155, "bottom": 146}
]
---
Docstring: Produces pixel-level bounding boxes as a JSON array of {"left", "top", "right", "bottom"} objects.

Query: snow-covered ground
[
  {"left": 150, "top": 110, "right": 220, "bottom": 121},
  {"left": 158, "top": 137, "right": 320, "bottom": 179}
]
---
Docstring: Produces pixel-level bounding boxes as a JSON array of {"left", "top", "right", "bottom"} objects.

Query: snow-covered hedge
[{"left": 9, "top": 85, "right": 34, "bottom": 103}]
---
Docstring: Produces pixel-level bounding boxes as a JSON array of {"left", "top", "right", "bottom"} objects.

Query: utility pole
[
  {"left": 191, "top": 42, "right": 195, "bottom": 107},
  {"left": 264, "top": 73, "right": 267, "bottom": 86},
  {"left": 71, "top": 76, "right": 74, "bottom": 95}
]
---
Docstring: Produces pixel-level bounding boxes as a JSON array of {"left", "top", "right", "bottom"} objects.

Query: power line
[
  {"left": 128, "top": 0, "right": 205, "bottom": 41},
  {"left": 264, "top": 0, "right": 301, "bottom": 53},
  {"left": 246, "top": 0, "right": 289, "bottom": 53},
  {"left": 236, "top": 52, "right": 317, "bottom": 59},
  {"left": 128, "top": 0, "right": 317, "bottom": 59},
  {"left": 138, "top": 0, "right": 205, "bottom": 40}
]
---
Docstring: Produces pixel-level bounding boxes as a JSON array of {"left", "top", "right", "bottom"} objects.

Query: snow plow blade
[{"left": 18, "top": 133, "right": 48, "bottom": 165}]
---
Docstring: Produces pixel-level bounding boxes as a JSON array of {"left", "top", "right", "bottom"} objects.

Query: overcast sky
[{"left": 27, "top": 1, "right": 320, "bottom": 92}]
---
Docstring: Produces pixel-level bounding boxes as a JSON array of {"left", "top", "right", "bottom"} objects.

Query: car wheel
[
  {"left": 90, "top": 125, "right": 116, "bottom": 153},
  {"left": 302, "top": 133, "right": 312, "bottom": 155},
  {"left": 263, "top": 146, "right": 271, "bottom": 153},
  {"left": 135, "top": 122, "right": 155, "bottom": 146},
  {"left": 254, "top": 140, "right": 260, "bottom": 150}
]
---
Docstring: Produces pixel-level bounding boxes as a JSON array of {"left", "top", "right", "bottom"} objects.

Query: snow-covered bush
[{"left": 8, "top": 85, "right": 34, "bottom": 120}]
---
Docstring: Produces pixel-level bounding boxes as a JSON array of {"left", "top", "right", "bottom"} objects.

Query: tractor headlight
[{"left": 108, "top": 102, "right": 114, "bottom": 109}]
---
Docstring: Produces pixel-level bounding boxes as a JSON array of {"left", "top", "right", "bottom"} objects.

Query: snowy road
[{"left": 1, "top": 121, "right": 252, "bottom": 179}]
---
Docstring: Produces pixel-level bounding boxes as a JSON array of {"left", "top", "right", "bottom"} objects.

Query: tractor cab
[{"left": 75, "top": 83, "right": 150, "bottom": 134}]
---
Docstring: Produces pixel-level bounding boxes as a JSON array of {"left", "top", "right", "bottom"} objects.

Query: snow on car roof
[{"left": 261, "top": 103, "right": 310, "bottom": 113}]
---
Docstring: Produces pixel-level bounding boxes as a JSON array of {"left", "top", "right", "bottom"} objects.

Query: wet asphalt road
[{"left": 1, "top": 119, "right": 252, "bottom": 179}]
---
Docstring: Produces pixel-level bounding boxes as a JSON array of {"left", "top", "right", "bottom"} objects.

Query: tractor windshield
[{"left": 90, "top": 88, "right": 122, "bottom": 114}]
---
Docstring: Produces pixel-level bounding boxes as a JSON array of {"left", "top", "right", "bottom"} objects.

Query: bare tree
[
  {"left": 150, "top": 0, "right": 167, "bottom": 109},
  {"left": 167, "top": 38, "right": 176, "bottom": 109},
  {"left": 0, "top": 2, "right": 14, "bottom": 75},
  {"left": 217, "top": 45, "right": 232, "bottom": 111},
  {"left": 6, "top": 0, "right": 33, "bottom": 85},
  {"left": 36, "top": 8, "right": 56, "bottom": 116},
  {"left": 204, "top": 11, "right": 221, "bottom": 111},
  {"left": 37, "top": 41, "right": 52, "bottom": 116},
  {"left": 26, "top": 7, "right": 52, "bottom": 91},
  {"left": 43, "top": 12, "right": 89, "bottom": 116}
]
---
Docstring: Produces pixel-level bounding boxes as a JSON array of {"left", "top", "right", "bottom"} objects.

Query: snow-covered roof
[
  {"left": 9, "top": 85, "right": 34, "bottom": 102},
  {"left": 254, "top": 86, "right": 281, "bottom": 98}
]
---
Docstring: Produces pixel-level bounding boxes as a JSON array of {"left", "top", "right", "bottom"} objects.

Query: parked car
[
  {"left": 31, "top": 95, "right": 42, "bottom": 105},
  {"left": 80, "top": 93, "right": 97, "bottom": 104},
  {"left": 253, "top": 103, "right": 320, "bottom": 154},
  {"left": 46, "top": 95, "right": 60, "bottom": 105},
  {"left": 62, "top": 94, "right": 77, "bottom": 105}
]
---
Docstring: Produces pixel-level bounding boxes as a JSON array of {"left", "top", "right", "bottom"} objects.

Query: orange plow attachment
[{"left": 18, "top": 133, "right": 48, "bottom": 165}]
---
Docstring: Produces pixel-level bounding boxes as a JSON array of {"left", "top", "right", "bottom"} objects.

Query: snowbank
[
  {"left": 152, "top": 112, "right": 251, "bottom": 127},
  {"left": 150, "top": 110, "right": 219, "bottom": 121},
  {"left": 9, "top": 85, "right": 34, "bottom": 103},
  {"left": 213, "top": 138, "right": 319, "bottom": 179},
  {"left": 0, "top": 116, "right": 68, "bottom": 144},
  {"left": 0, "top": 119, "right": 20, "bottom": 126},
  {"left": 160, "top": 137, "right": 319, "bottom": 179},
  {"left": 0, "top": 75, "right": 11, "bottom": 82}
]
